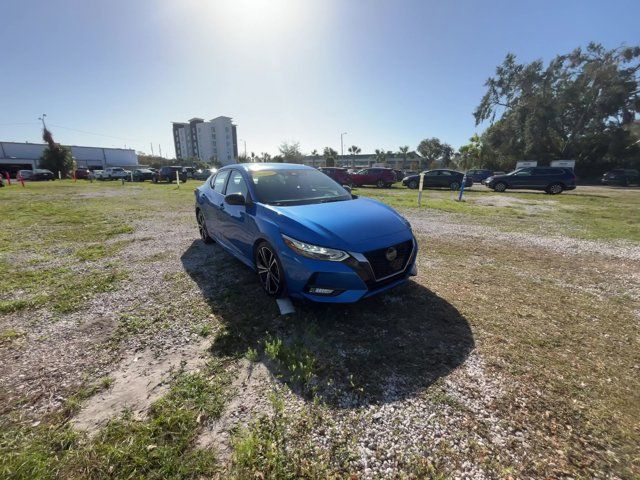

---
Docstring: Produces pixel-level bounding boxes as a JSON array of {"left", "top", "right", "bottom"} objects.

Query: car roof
[{"left": 233, "top": 163, "right": 314, "bottom": 173}]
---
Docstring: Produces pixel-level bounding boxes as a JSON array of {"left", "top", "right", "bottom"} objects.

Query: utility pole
[
  {"left": 340, "top": 132, "right": 347, "bottom": 167},
  {"left": 150, "top": 143, "right": 154, "bottom": 156},
  {"left": 159, "top": 144, "right": 162, "bottom": 158},
  {"left": 38, "top": 114, "right": 47, "bottom": 130}
]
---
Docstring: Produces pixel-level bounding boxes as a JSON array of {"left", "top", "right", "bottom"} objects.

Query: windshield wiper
[{"left": 318, "top": 197, "right": 348, "bottom": 203}]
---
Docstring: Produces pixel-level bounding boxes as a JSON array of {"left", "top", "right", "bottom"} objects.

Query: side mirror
[
  {"left": 342, "top": 185, "right": 352, "bottom": 194},
  {"left": 225, "top": 193, "right": 246, "bottom": 206}
]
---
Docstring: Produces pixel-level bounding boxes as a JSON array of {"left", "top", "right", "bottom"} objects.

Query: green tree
[
  {"left": 397, "top": 145, "right": 413, "bottom": 170},
  {"left": 347, "top": 145, "right": 361, "bottom": 168},
  {"left": 278, "top": 141, "right": 304, "bottom": 163},
  {"left": 323, "top": 147, "right": 338, "bottom": 167},
  {"left": 416, "top": 138, "right": 453, "bottom": 169},
  {"left": 373, "top": 149, "right": 387, "bottom": 164},
  {"left": 475, "top": 43, "right": 640, "bottom": 176},
  {"left": 39, "top": 128, "right": 73, "bottom": 177},
  {"left": 457, "top": 134, "right": 485, "bottom": 170}
]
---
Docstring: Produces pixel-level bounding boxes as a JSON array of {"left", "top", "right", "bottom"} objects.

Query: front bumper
[{"left": 278, "top": 233, "right": 418, "bottom": 303}]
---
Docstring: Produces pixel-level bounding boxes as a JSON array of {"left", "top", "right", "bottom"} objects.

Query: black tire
[
  {"left": 376, "top": 179, "right": 385, "bottom": 188},
  {"left": 408, "top": 180, "right": 418, "bottom": 189},
  {"left": 449, "top": 181, "right": 461, "bottom": 191},
  {"left": 197, "top": 209, "right": 214, "bottom": 244},
  {"left": 493, "top": 182, "right": 507, "bottom": 192},
  {"left": 255, "top": 241, "right": 285, "bottom": 298},
  {"left": 546, "top": 183, "right": 564, "bottom": 195}
]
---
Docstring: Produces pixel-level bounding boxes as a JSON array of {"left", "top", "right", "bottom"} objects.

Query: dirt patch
[
  {"left": 73, "top": 339, "right": 211, "bottom": 432},
  {"left": 197, "top": 359, "right": 275, "bottom": 458}
]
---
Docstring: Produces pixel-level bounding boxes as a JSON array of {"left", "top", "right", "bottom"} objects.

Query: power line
[{"left": 48, "top": 123, "right": 141, "bottom": 142}]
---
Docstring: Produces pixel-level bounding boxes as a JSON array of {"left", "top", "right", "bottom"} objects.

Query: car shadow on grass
[{"left": 181, "top": 239, "right": 474, "bottom": 408}]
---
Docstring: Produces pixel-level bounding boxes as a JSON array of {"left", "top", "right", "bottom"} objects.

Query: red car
[
  {"left": 74, "top": 167, "right": 91, "bottom": 179},
  {"left": 350, "top": 167, "right": 397, "bottom": 188},
  {"left": 320, "top": 167, "right": 352, "bottom": 186}
]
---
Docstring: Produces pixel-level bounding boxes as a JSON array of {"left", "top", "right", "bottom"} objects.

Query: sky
[{"left": 1, "top": 0, "right": 639, "bottom": 158}]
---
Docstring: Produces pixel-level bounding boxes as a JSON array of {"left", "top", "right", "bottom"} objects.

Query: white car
[{"left": 101, "top": 167, "right": 129, "bottom": 180}]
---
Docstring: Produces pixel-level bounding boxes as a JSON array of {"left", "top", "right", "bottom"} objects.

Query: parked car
[
  {"left": 193, "top": 168, "right": 217, "bottom": 181},
  {"left": 402, "top": 169, "right": 473, "bottom": 190},
  {"left": 350, "top": 167, "right": 397, "bottom": 188},
  {"left": 183, "top": 167, "right": 196, "bottom": 178},
  {"left": 484, "top": 167, "right": 576, "bottom": 194},
  {"left": 466, "top": 169, "right": 494, "bottom": 183},
  {"left": 130, "top": 168, "right": 156, "bottom": 182},
  {"left": 100, "top": 167, "right": 129, "bottom": 180},
  {"left": 319, "top": 167, "right": 352, "bottom": 186},
  {"left": 600, "top": 168, "right": 639, "bottom": 186},
  {"left": 17, "top": 169, "right": 55, "bottom": 181},
  {"left": 74, "top": 167, "right": 91, "bottom": 180},
  {"left": 195, "top": 163, "right": 417, "bottom": 302},
  {"left": 154, "top": 166, "right": 187, "bottom": 183}
]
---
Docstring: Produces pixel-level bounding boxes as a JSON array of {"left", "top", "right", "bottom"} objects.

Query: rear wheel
[
  {"left": 255, "top": 242, "right": 285, "bottom": 298},
  {"left": 449, "top": 181, "right": 460, "bottom": 190},
  {"left": 197, "top": 210, "right": 214, "bottom": 244},
  {"left": 546, "top": 183, "right": 564, "bottom": 195},
  {"left": 376, "top": 179, "right": 385, "bottom": 188},
  {"left": 493, "top": 182, "right": 507, "bottom": 192}
]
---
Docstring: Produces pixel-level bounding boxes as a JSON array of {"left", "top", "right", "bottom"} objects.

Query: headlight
[{"left": 282, "top": 235, "right": 349, "bottom": 261}]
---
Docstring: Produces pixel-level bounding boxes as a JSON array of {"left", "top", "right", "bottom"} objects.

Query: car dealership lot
[{"left": 1, "top": 181, "right": 638, "bottom": 479}]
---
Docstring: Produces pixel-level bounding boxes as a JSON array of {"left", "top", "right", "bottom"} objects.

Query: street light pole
[
  {"left": 38, "top": 113, "right": 47, "bottom": 130},
  {"left": 340, "top": 132, "right": 347, "bottom": 167}
]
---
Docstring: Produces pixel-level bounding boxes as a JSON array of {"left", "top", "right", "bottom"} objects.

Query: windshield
[{"left": 250, "top": 169, "right": 352, "bottom": 206}]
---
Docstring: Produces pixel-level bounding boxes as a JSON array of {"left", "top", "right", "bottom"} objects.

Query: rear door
[{"left": 202, "top": 169, "right": 230, "bottom": 241}]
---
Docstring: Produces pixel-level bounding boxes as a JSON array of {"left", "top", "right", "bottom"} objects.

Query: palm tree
[
  {"left": 323, "top": 147, "right": 338, "bottom": 167},
  {"left": 397, "top": 145, "right": 410, "bottom": 170},
  {"left": 374, "top": 149, "right": 387, "bottom": 165},
  {"left": 347, "top": 145, "right": 361, "bottom": 169}
]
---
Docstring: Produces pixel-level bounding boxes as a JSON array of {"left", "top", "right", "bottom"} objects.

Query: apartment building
[{"left": 172, "top": 116, "right": 238, "bottom": 165}]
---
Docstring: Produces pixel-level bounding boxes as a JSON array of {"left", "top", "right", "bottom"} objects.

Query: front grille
[{"left": 363, "top": 240, "right": 413, "bottom": 280}]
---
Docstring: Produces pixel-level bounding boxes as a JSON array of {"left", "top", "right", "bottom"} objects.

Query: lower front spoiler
[{"left": 291, "top": 263, "right": 418, "bottom": 304}]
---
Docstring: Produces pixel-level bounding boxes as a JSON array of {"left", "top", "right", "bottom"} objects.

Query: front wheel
[
  {"left": 197, "top": 210, "right": 214, "bottom": 244},
  {"left": 449, "top": 181, "right": 460, "bottom": 190},
  {"left": 255, "top": 242, "right": 285, "bottom": 298},
  {"left": 493, "top": 182, "right": 507, "bottom": 192},
  {"left": 408, "top": 180, "right": 418, "bottom": 189}
]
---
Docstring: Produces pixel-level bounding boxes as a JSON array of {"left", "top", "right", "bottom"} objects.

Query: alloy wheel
[
  {"left": 548, "top": 183, "right": 563, "bottom": 194},
  {"left": 494, "top": 182, "right": 507, "bottom": 192},
  {"left": 450, "top": 181, "right": 460, "bottom": 190},
  {"left": 256, "top": 245, "right": 282, "bottom": 296}
]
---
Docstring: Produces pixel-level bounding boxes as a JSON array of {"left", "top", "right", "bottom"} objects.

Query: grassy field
[{"left": 0, "top": 180, "right": 638, "bottom": 479}]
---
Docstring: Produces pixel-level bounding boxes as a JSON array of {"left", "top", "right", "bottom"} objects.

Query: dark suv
[
  {"left": 466, "top": 169, "right": 493, "bottom": 183},
  {"left": 320, "top": 167, "right": 352, "bottom": 185},
  {"left": 485, "top": 167, "right": 576, "bottom": 194},
  {"left": 350, "top": 167, "right": 397, "bottom": 188},
  {"left": 601, "top": 169, "right": 639, "bottom": 186},
  {"left": 154, "top": 166, "right": 187, "bottom": 183},
  {"left": 403, "top": 169, "right": 473, "bottom": 190}
]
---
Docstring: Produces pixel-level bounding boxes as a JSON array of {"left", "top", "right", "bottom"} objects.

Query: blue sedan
[{"left": 194, "top": 163, "right": 417, "bottom": 303}]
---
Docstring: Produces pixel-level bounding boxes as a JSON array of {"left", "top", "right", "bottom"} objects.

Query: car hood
[{"left": 262, "top": 197, "right": 411, "bottom": 250}]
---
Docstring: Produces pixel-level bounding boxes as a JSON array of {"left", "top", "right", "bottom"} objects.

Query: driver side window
[
  {"left": 515, "top": 168, "right": 532, "bottom": 176},
  {"left": 226, "top": 171, "right": 248, "bottom": 198}
]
